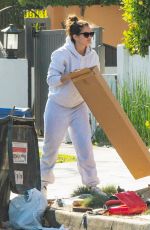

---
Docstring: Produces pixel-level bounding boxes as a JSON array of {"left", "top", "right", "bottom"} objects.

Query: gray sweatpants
[{"left": 40, "top": 99, "right": 99, "bottom": 186}]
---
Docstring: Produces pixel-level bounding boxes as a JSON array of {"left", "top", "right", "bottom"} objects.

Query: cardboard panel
[{"left": 69, "top": 67, "right": 150, "bottom": 179}]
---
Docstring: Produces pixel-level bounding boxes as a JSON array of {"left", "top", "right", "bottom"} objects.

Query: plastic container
[{"left": 7, "top": 116, "right": 41, "bottom": 194}]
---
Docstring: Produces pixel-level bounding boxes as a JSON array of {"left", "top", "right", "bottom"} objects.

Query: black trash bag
[
  {"left": 0, "top": 117, "right": 11, "bottom": 223},
  {"left": 42, "top": 207, "right": 61, "bottom": 228},
  {"left": 7, "top": 116, "right": 41, "bottom": 194}
]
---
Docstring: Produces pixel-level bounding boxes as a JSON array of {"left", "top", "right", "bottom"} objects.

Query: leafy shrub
[
  {"left": 92, "top": 126, "right": 111, "bottom": 146},
  {"left": 121, "top": 0, "right": 150, "bottom": 56}
]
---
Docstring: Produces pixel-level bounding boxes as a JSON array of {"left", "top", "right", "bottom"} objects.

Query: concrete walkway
[{"left": 38, "top": 139, "right": 150, "bottom": 199}]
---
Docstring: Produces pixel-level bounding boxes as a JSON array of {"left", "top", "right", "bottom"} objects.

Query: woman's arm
[{"left": 47, "top": 49, "right": 70, "bottom": 88}]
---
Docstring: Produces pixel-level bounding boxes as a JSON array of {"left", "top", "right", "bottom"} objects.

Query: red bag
[{"left": 108, "top": 191, "right": 147, "bottom": 215}]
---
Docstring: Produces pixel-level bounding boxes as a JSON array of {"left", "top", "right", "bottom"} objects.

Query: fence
[
  {"left": 117, "top": 44, "right": 150, "bottom": 85},
  {"left": 104, "top": 43, "right": 117, "bottom": 67}
]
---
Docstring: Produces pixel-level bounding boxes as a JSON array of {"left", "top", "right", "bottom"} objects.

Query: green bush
[
  {"left": 92, "top": 126, "right": 111, "bottom": 146},
  {"left": 121, "top": 0, "right": 150, "bottom": 56}
]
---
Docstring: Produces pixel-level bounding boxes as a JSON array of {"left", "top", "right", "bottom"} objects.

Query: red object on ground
[
  {"left": 105, "top": 199, "right": 123, "bottom": 207},
  {"left": 108, "top": 191, "right": 147, "bottom": 215}
]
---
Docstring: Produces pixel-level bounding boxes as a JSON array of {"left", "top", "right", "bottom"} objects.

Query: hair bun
[{"left": 68, "top": 15, "right": 78, "bottom": 23}]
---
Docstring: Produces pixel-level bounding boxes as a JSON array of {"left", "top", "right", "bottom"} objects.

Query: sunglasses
[{"left": 79, "top": 32, "right": 95, "bottom": 38}]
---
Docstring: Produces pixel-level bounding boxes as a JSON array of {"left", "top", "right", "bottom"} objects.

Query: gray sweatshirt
[{"left": 47, "top": 36, "right": 100, "bottom": 108}]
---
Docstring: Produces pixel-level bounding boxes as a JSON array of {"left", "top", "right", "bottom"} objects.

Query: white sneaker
[{"left": 90, "top": 186, "right": 108, "bottom": 197}]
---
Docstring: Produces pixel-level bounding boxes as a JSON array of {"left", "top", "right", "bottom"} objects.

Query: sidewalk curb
[{"left": 55, "top": 210, "right": 150, "bottom": 230}]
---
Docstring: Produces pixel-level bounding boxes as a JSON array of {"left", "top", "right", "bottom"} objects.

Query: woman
[{"left": 40, "top": 15, "right": 102, "bottom": 197}]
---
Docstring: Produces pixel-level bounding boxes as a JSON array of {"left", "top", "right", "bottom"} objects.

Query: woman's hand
[
  {"left": 60, "top": 69, "right": 81, "bottom": 83},
  {"left": 60, "top": 73, "right": 71, "bottom": 83}
]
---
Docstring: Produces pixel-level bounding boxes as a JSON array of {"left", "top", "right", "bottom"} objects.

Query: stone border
[{"left": 55, "top": 210, "right": 150, "bottom": 230}]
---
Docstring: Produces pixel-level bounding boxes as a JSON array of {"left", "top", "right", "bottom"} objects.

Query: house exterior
[{"left": 47, "top": 5, "right": 128, "bottom": 47}]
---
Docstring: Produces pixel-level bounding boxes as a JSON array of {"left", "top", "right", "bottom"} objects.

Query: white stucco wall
[{"left": 0, "top": 58, "right": 28, "bottom": 108}]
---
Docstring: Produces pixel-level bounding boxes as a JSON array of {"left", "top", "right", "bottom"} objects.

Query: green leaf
[{"left": 121, "top": 0, "right": 150, "bottom": 56}]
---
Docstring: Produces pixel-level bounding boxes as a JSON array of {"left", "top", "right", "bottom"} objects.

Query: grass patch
[
  {"left": 56, "top": 153, "right": 76, "bottom": 163},
  {"left": 71, "top": 185, "right": 117, "bottom": 208},
  {"left": 118, "top": 78, "right": 150, "bottom": 146},
  {"left": 71, "top": 186, "right": 92, "bottom": 197},
  {"left": 144, "top": 209, "right": 150, "bottom": 215},
  {"left": 39, "top": 149, "right": 76, "bottom": 163},
  {"left": 71, "top": 184, "right": 117, "bottom": 197},
  {"left": 101, "top": 184, "right": 117, "bottom": 195},
  {"left": 83, "top": 195, "right": 108, "bottom": 208}
]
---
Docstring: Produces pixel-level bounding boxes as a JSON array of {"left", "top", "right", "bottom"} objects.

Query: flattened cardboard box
[{"left": 69, "top": 66, "right": 150, "bottom": 179}]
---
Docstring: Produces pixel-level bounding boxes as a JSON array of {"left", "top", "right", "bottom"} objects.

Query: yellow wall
[{"left": 47, "top": 5, "right": 128, "bottom": 47}]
